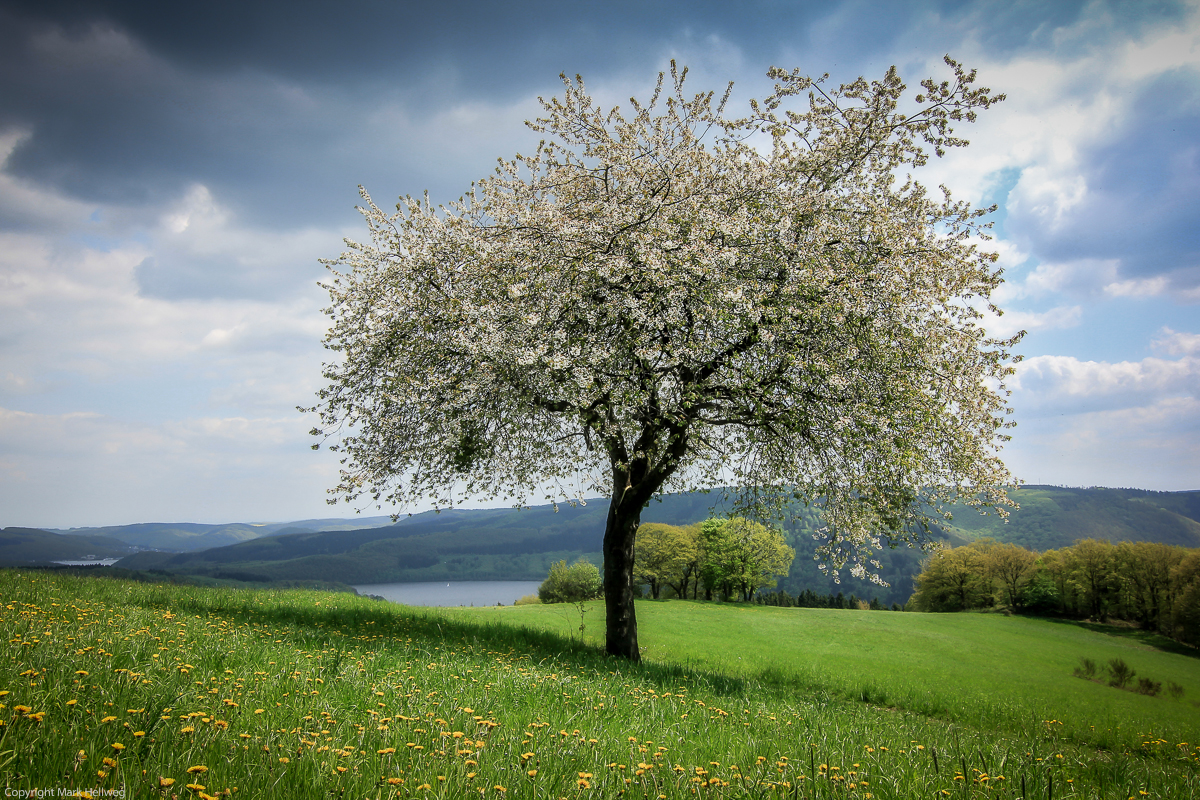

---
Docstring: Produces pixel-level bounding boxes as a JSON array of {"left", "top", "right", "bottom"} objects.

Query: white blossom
[{"left": 308, "top": 58, "right": 1017, "bottom": 658}]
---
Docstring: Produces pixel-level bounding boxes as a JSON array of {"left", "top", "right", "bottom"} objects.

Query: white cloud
[
  {"left": 1004, "top": 395, "right": 1200, "bottom": 491},
  {"left": 1011, "top": 350, "right": 1199, "bottom": 414},
  {"left": 0, "top": 405, "right": 339, "bottom": 527},
  {"left": 983, "top": 304, "right": 1081, "bottom": 338},
  {"left": 1153, "top": 327, "right": 1200, "bottom": 356}
]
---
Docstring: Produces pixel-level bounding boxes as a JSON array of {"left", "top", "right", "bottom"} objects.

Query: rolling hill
[
  {"left": 44, "top": 515, "right": 397, "bottom": 552},
  {"left": 0, "top": 527, "right": 134, "bottom": 565},
  {"left": 7, "top": 486, "right": 1198, "bottom": 607}
]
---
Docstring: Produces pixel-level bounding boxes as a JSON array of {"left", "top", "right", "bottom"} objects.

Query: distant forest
[{"left": 2, "top": 486, "right": 1197, "bottom": 609}]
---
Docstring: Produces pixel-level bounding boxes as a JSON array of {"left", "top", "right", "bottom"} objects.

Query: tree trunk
[{"left": 603, "top": 480, "right": 643, "bottom": 661}]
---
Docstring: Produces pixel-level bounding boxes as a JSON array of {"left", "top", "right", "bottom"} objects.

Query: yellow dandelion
[
  {"left": 110, "top": 743, "right": 125, "bottom": 751},
  {"left": 158, "top": 778, "right": 175, "bottom": 788},
  {"left": 187, "top": 766, "right": 208, "bottom": 774}
]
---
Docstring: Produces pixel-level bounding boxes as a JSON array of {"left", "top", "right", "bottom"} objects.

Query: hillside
[
  {"left": 0, "top": 527, "right": 134, "bottom": 565},
  {"left": 108, "top": 486, "right": 1198, "bottom": 606},
  {"left": 45, "top": 515, "right": 397, "bottom": 552},
  {"left": 943, "top": 486, "right": 1200, "bottom": 550},
  {"left": 1, "top": 569, "right": 1196, "bottom": 799},
  {"left": 115, "top": 494, "right": 721, "bottom": 585},
  {"left": 8, "top": 485, "right": 1197, "bottom": 606}
]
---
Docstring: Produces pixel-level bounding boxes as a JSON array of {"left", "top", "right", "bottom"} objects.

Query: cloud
[
  {"left": 1004, "top": 395, "right": 1200, "bottom": 491},
  {"left": 0, "top": 405, "right": 340, "bottom": 527},
  {"left": 983, "top": 304, "right": 1082, "bottom": 338},
  {"left": 997, "top": 13, "right": 1200, "bottom": 299},
  {"left": 1011, "top": 349, "right": 1200, "bottom": 415},
  {"left": 1153, "top": 326, "right": 1200, "bottom": 356}
]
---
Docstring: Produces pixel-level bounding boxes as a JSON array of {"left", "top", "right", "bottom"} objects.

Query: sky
[{"left": 0, "top": 0, "right": 1197, "bottom": 528}]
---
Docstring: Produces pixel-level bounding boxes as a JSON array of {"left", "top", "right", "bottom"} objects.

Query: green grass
[
  {"left": 444, "top": 601, "right": 1200, "bottom": 752},
  {"left": 1, "top": 570, "right": 1198, "bottom": 800}
]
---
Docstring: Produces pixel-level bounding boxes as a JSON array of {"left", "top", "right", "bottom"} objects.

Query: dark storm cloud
[
  {"left": 0, "top": 0, "right": 1192, "bottom": 296},
  {"left": 1007, "top": 67, "right": 1200, "bottom": 295}
]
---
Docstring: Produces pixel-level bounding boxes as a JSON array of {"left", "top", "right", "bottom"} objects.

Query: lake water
[
  {"left": 52, "top": 559, "right": 120, "bottom": 566},
  {"left": 352, "top": 580, "right": 542, "bottom": 607}
]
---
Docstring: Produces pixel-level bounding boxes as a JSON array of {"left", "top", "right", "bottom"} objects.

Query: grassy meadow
[
  {"left": 1, "top": 570, "right": 1197, "bottom": 799},
  {"left": 442, "top": 601, "right": 1200, "bottom": 752}
]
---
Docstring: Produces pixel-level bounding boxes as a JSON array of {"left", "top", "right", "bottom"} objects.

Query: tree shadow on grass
[{"left": 1043, "top": 617, "right": 1200, "bottom": 660}]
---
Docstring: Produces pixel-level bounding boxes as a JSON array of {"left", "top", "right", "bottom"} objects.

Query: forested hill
[
  {"left": 40, "top": 516, "right": 397, "bottom": 552},
  {"left": 940, "top": 486, "right": 1200, "bottom": 551},
  {"left": 5, "top": 486, "right": 1198, "bottom": 609},
  {"left": 111, "top": 492, "right": 723, "bottom": 586}
]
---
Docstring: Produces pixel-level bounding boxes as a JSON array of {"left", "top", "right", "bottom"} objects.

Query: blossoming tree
[{"left": 309, "top": 58, "right": 1018, "bottom": 660}]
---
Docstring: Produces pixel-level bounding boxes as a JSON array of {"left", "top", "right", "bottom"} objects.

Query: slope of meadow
[
  {"left": 442, "top": 602, "right": 1200, "bottom": 752},
  {"left": 1, "top": 570, "right": 1197, "bottom": 800}
]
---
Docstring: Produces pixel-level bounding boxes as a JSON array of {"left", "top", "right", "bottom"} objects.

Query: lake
[{"left": 351, "top": 580, "right": 542, "bottom": 607}]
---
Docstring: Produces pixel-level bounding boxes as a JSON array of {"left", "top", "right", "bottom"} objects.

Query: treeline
[
  {"left": 754, "top": 589, "right": 903, "bottom": 611},
  {"left": 911, "top": 538, "right": 1200, "bottom": 645}
]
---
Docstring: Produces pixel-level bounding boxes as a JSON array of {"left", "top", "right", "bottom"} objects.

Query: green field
[
  {"left": 441, "top": 602, "right": 1200, "bottom": 752},
  {"left": 1, "top": 570, "right": 1197, "bottom": 799}
]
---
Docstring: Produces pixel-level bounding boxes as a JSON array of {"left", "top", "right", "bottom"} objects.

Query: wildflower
[
  {"left": 110, "top": 743, "right": 125, "bottom": 751},
  {"left": 378, "top": 748, "right": 396, "bottom": 755},
  {"left": 279, "top": 757, "right": 290, "bottom": 764},
  {"left": 186, "top": 785, "right": 205, "bottom": 792},
  {"left": 188, "top": 766, "right": 209, "bottom": 774},
  {"left": 527, "top": 770, "right": 537, "bottom": 777},
  {"left": 158, "top": 777, "right": 175, "bottom": 789}
]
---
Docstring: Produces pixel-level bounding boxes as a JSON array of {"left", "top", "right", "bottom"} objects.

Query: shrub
[
  {"left": 513, "top": 594, "right": 541, "bottom": 606},
  {"left": 1073, "top": 658, "right": 1097, "bottom": 679},
  {"left": 537, "top": 559, "right": 602, "bottom": 604},
  {"left": 1106, "top": 658, "right": 1135, "bottom": 689},
  {"left": 1135, "top": 677, "right": 1162, "bottom": 696},
  {"left": 1167, "top": 681, "right": 1185, "bottom": 699}
]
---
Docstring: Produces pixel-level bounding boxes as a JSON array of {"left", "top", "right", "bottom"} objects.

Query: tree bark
[{"left": 603, "top": 486, "right": 642, "bottom": 661}]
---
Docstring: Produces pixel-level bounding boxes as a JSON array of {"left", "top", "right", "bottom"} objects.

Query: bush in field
[
  {"left": 1106, "top": 657, "right": 1135, "bottom": 688},
  {"left": 538, "top": 559, "right": 602, "bottom": 604},
  {"left": 514, "top": 594, "right": 541, "bottom": 605}
]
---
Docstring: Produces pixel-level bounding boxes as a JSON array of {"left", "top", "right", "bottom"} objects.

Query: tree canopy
[
  {"left": 310, "top": 58, "right": 1017, "bottom": 659},
  {"left": 699, "top": 518, "right": 795, "bottom": 601}
]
